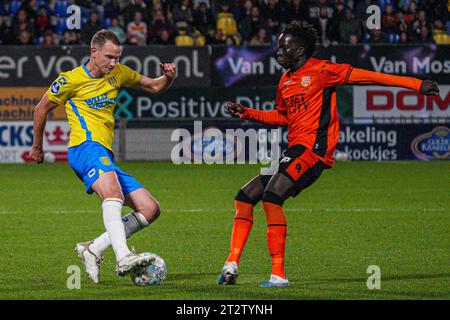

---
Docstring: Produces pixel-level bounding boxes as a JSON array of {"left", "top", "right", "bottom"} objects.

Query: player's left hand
[
  {"left": 160, "top": 63, "right": 176, "bottom": 79},
  {"left": 420, "top": 80, "right": 439, "bottom": 96}
]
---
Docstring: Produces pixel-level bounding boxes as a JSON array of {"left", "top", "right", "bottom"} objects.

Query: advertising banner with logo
[
  {"left": 211, "top": 45, "right": 450, "bottom": 87},
  {"left": 337, "top": 124, "right": 449, "bottom": 161},
  {"left": 0, "top": 46, "right": 210, "bottom": 87},
  {"left": 353, "top": 85, "right": 450, "bottom": 120},
  {"left": 113, "top": 86, "right": 352, "bottom": 120},
  {"left": 0, "top": 121, "right": 69, "bottom": 163},
  {"left": 0, "top": 87, "right": 67, "bottom": 120},
  {"left": 122, "top": 121, "right": 448, "bottom": 162}
]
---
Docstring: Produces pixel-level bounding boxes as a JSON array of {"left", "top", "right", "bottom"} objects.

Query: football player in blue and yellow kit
[{"left": 29, "top": 30, "right": 177, "bottom": 283}]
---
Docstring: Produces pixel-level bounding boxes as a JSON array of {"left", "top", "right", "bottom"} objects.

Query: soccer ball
[{"left": 130, "top": 253, "right": 167, "bottom": 286}]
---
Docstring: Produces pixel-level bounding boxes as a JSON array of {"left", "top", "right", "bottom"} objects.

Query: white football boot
[
  {"left": 115, "top": 252, "right": 153, "bottom": 276},
  {"left": 75, "top": 241, "right": 103, "bottom": 284}
]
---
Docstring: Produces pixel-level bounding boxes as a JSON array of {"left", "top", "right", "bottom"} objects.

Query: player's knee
[
  {"left": 235, "top": 189, "right": 259, "bottom": 206},
  {"left": 104, "top": 189, "right": 124, "bottom": 202},
  {"left": 142, "top": 199, "right": 161, "bottom": 223},
  {"left": 261, "top": 191, "right": 285, "bottom": 207}
]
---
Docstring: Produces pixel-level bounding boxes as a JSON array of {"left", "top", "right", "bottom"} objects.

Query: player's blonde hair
[{"left": 91, "top": 29, "right": 121, "bottom": 48}]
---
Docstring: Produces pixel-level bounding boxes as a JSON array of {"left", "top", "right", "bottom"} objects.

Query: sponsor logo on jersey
[
  {"left": 280, "top": 156, "right": 291, "bottom": 163},
  {"left": 85, "top": 94, "right": 117, "bottom": 110}
]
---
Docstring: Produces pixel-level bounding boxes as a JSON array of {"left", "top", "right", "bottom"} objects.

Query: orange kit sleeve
[
  {"left": 241, "top": 108, "right": 289, "bottom": 126},
  {"left": 348, "top": 68, "right": 423, "bottom": 92}
]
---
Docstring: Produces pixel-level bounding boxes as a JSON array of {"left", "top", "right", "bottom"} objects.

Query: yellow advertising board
[{"left": 0, "top": 87, "right": 67, "bottom": 120}]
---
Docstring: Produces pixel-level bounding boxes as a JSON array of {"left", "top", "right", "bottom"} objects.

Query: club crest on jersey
[
  {"left": 107, "top": 76, "right": 119, "bottom": 88},
  {"left": 301, "top": 76, "right": 311, "bottom": 87},
  {"left": 100, "top": 156, "right": 111, "bottom": 166}
]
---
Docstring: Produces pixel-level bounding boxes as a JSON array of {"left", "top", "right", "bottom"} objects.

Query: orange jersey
[{"left": 243, "top": 58, "right": 423, "bottom": 167}]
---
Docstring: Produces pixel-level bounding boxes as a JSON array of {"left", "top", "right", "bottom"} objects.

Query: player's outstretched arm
[
  {"left": 347, "top": 68, "right": 440, "bottom": 95},
  {"left": 29, "top": 93, "right": 58, "bottom": 163},
  {"left": 225, "top": 102, "right": 288, "bottom": 126},
  {"left": 136, "top": 63, "right": 177, "bottom": 94}
]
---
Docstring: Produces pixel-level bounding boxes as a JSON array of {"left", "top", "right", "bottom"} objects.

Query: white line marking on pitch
[{"left": 0, "top": 208, "right": 445, "bottom": 215}]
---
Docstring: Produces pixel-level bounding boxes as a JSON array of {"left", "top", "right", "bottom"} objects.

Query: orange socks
[
  {"left": 262, "top": 202, "right": 287, "bottom": 279},
  {"left": 226, "top": 200, "right": 254, "bottom": 264}
]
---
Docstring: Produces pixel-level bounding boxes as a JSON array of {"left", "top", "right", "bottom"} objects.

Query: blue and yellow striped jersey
[{"left": 47, "top": 62, "right": 141, "bottom": 150}]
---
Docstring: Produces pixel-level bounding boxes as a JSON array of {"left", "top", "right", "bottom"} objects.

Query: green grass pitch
[{"left": 0, "top": 161, "right": 448, "bottom": 300}]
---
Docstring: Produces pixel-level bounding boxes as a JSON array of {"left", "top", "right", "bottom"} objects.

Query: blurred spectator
[
  {"left": 403, "top": 1, "right": 418, "bottom": 23},
  {"left": 0, "top": 15, "right": 12, "bottom": 45},
  {"left": 239, "top": 0, "right": 254, "bottom": 23},
  {"left": 417, "top": 10, "right": 431, "bottom": 31},
  {"left": 367, "top": 28, "right": 387, "bottom": 43},
  {"left": 81, "top": 11, "right": 102, "bottom": 44},
  {"left": 310, "top": 6, "right": 334, "bottom": 46},
  {"left": 35, "top": 5, "right": 50, "bottom": 35},
  {"left": 407, "top": 19, "right": 421, "bottom": 42},
  {"left": 239, "top": 5, "right": 266, "bottom": 41},
  {"left": 309, "top": 0, "right": 334, "bottom": 20},
  {"left": 432, "top": 19, "right": 446, "bottom": 36},
  {"left": 148, "top": 9, "right": 174, "bottom": 41},
  {"left": 348, "top": 34, "right": 359, "bottom": 45},
  {"left": 108, "top": 17, "right": 127, "bottom": 44},
  {"left": 173, "top": 0, "right": 194, "bottom": 25},
  {"left": 224, "top": 35, "right": 236, "bottom": 46},
  {"left": 354, "top": 0, "right": 373, "bottom": 21},
  {"left": 424, "top": 0, "right": 449, "bottom": 23},
  {"left": 123, "top": 0, "right": 151, "bottom": 24},
  {"left": 339, "top": 8, "right": 361, "bottom": 43},
  {"left": 399, "top": 31, "right": 408, "bottom": 43},
  {"left": 17, "top": 30, "right": 32, "bottom": 45},
  {"left": 126, "top": 11, "right": 148, "bottom": 45},
  {"left": 60, "top": 30, "right": 80, "bottom": 45},
  {"left": 12, "top": 9, "right": 36, "bottom": 42},
  {"left": 283, "top": 0, "right": 309, "bottom": 24},
  {"left": 206, "top": 28, "right": 225, "bottom": 44},
  {"left": 153, "top": 29, "right": 174, "bottom": 45},
  {"left": 381, "top": 4, "right": 398, "bottom": 32},
  {"left": 260, "top": 0, "right": 281, "bottom": 35},
  {"left": 396, "top": 11, "right": 409, "bottom": 34},
  {"left": 249, "top": 27, "right": 270, "bottom": 45},
  {"left": 19, "top": 0, "right": 38, "bottom": 21},
  {"left": 327, "top": 0, "right": 345, "bottom": 43},
  {"left": 41, "top": 29, "right": 55, "bottom": 46},
  {"left": 417, "top": 25, "right": 433, "bottom": 43},
  {"left": 193, "top": 1, "right": 214, "bottom": 35},
  {"left": 213, "top": 1, "right": 241, "bottom": 21},
  {"left": 0, "top": 0, "right": 445, "bottom": 46}
]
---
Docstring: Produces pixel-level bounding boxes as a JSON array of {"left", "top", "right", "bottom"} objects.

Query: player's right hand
[
  {"left": 225, "top": 102, "right": 246, "bottom": 118},
  {"left": 29, "top": 146, "right": 44, "bottom": 164},
  {"left": 420, "top": 80, "right": 440, "bottom": 96}
]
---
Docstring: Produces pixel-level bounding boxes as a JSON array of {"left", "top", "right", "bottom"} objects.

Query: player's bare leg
[
  {"left": 218, "top": 174, "right": 272, "bottom": 285},
  {"left": 79, "top": 187, "right": 160, "bottom": 282},
  {"left": 76, "top": 172, "right": 152, "bottom": 282}
]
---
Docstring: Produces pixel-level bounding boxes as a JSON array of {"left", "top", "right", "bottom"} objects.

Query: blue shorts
[{"left": 68, "top": 141, "right": 143, "bottom": 195}]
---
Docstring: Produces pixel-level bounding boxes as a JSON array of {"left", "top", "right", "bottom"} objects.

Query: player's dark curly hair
[{"left": 283, "top": 20, "right": 318, "bottom": 58}]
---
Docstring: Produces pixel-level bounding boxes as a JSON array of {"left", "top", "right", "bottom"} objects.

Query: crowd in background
[{"left": 0, "top": 0, "right": 448, "bottom": 46}]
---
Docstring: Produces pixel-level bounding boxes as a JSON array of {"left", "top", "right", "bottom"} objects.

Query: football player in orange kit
[{"left": 219, "top": 20, "right": 440, "bottom": 287}]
